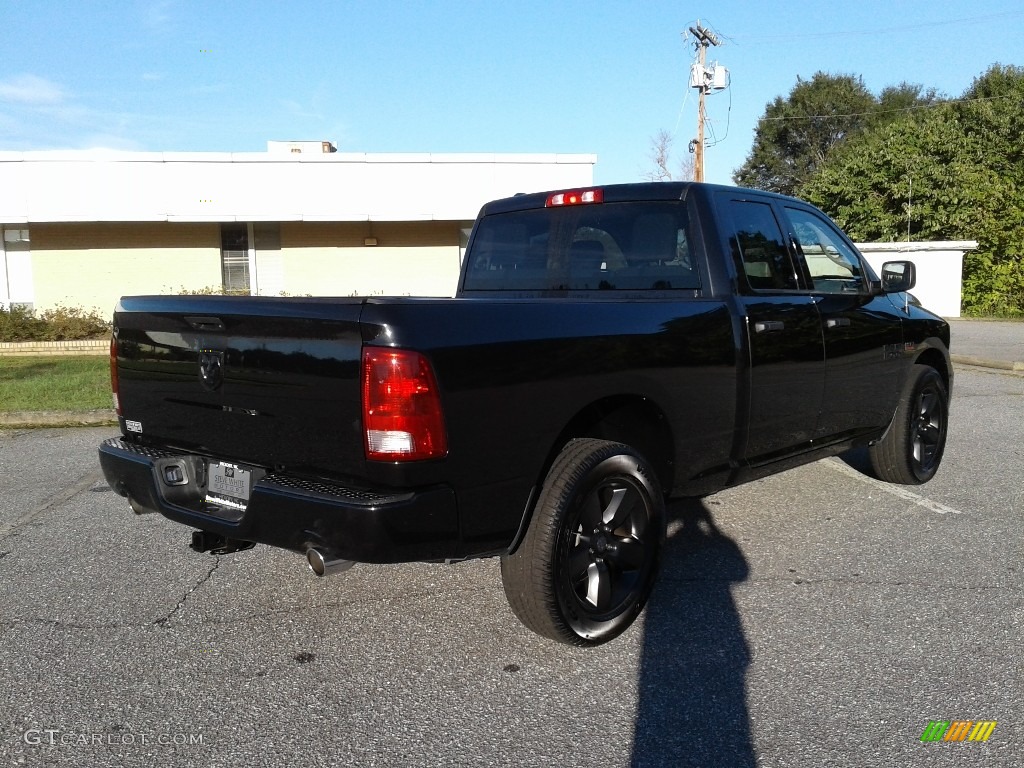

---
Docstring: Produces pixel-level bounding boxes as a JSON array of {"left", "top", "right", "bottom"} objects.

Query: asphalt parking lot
[{"left": 1, "top": 364, "right": 1020, "bottom": 767}]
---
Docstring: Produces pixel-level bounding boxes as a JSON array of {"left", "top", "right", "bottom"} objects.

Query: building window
[
  {"left": 2, "top": 227, "right": 32, "bottom": 310},
  {"left": 221, "top": 223, "right": 249, "bottom": 293},
  {"left": 3, "top": 228, "right": 30, "bottom": 248}
]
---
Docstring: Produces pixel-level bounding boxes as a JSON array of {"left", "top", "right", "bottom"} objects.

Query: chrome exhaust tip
[
  {"left": 306, "top": 547, "right": 354, "bottom": 577},
  {"left": 128, "top": 498, "right": 157, "bottom": 515}
]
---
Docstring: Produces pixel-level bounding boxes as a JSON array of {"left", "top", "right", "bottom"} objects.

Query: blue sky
[{"left": 2, "top": 1, "right": 1022, "bottom": 185}]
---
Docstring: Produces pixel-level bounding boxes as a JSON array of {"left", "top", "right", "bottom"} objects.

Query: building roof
[{"left": 0, "top": 150, "right": 597, "bottom": 224}]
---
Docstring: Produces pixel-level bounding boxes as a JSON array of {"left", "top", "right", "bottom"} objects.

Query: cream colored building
[
  {"left": 1, "top": 148, "right": 974, "bottom": 316},
  {"left": 0, "top": 144, "right": 597, "bottom": 312}
]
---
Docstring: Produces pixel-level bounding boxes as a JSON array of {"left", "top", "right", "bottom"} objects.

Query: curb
[
  {"left": 951, "top": 355, "right": 1024, "bottom": 372},
  {"left": 0, "top": 410, "right": 117, "bottom": 428},
  {"left": 0, "top": 339, "right": 109, "bottom": 357}
]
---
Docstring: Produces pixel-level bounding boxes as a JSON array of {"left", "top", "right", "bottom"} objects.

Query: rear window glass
[{"left": 463, "top": 202, "right": 699, "bottom": 291}]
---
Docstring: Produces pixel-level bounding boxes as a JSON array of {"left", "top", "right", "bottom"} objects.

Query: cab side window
[
  {"left": 785, "top": 207, "right": 866, "bottom": 294},
  {"left": 727, "top": 201, "right": 800, "bottom": 291}
]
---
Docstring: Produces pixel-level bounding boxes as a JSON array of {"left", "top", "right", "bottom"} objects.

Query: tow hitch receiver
[{"left": 189, "top": 530, "right": 256, "bottom": 555}]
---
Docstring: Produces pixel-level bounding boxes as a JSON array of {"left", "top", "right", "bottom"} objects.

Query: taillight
[
  {"left": 545, "top": 188, "right": 604, "bottom": 207},
  {"left": 362, "top": 348, "right": 447, "bottom": 461},
  {"left": 110, "top": 335, "right": 122, "bottom": 416}
]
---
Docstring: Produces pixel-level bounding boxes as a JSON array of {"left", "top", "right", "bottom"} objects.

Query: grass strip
[{"left": 0, "top": 356, "right": 111, "bottom": 412}]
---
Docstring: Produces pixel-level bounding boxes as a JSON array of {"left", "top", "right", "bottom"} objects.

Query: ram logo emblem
[{"left": 198, "top": 350, "right": 225, "bottom": 391}]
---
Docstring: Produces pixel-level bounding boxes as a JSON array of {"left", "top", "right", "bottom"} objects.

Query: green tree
[
  {"left": 734, "top": 74, "right": 943, "bottom": 197},
  {"left": 733, "top": 72, "right": 876, "bottom": 195},
  {"left": 871, "top": 82, "right": 942, "bottom": 126},
  {"left": 951, "top": 64, "right": 1024, "bottom": 313},
  {"left": 801, "top": 65, "right": 1024, "bottom": 315}
]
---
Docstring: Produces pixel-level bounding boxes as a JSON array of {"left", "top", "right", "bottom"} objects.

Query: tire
[
  {"left": 868, "top": 365, "right": 949, "bottom": 484},
  {"left": 500, "top": 438, "right": 666, "bottom": 646}
]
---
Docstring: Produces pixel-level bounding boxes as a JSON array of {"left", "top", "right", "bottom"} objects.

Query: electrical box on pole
[
  {"left": 689, "top": 63, "right": 728, "bottom": 91},
  {"left": 712, "top": 65, "right": 728, "bottom": 90},
  {"left": 689, "top": 64, "right": 705, "bottom": 89}
]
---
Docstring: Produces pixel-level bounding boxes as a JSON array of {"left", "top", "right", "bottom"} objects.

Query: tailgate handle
[
  {"left": 826, "top": 317, "right": 851, "bottom": 329},
  {"left": 754, "top": 320, "right": 785, "bottom": 333},
  {"left": 185, "top": 316, "right": 225, "bottom": 331}
]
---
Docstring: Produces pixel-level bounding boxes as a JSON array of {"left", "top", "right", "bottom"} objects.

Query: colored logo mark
[{"left": 920, "top": 720, "right": 997, "bottom": 742}]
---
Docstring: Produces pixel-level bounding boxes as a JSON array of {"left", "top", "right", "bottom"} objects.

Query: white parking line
[{"left": 824, "top": 458, "right": 964, "bottom": 515}]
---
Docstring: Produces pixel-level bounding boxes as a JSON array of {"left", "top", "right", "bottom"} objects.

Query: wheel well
[
  {"left": 544, "top": 395, "right": 675, "bottom": 494},
  {"left": 915, "top": 348, "right": 950, "bottom": 392}
]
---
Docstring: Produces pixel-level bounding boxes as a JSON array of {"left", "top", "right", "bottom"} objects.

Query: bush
[
  {"left": 171, "top": 285, "right": 250, "bottom": 296},
  {"left": 170, "top": 285, "right": 310, "bottom": 297},
  {"left": 0, "top": 305, "right": 110, "bottom": 342},
  {"left": 0, "top": 305, "right": 44, "bottom": 341}
]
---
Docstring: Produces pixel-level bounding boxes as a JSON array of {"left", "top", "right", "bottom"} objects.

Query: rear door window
[
  {"left": 725, "top": 200, "right": 801, "bottom": 291},
  {"left": 463, "top": 202, "right": 699, "bottom": 292}
]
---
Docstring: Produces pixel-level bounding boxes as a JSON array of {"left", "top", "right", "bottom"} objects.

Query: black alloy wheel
[
  {"left": 500, "top": 438, "right": 665, "bottom": 646},
  {"left": 910, "top": 379, "right": 945, "bottom": 477},
  {"left": 558, "top": 471, "right": 656, "bottom": 633},
  {"left": 869, "top": 365, "right": 949, "bottom": 484}
]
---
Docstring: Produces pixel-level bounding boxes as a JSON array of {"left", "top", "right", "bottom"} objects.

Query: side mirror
[{"left": 880, "top": 260, "right": 916, "bottom": 293}]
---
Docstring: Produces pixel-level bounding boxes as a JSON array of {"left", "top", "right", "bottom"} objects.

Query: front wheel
[
  {"left": 500, "top": 439, "right": 665, "bottom": 646},
  {"left": 868, "top": 365, "right": 949, "bottom": 484}
]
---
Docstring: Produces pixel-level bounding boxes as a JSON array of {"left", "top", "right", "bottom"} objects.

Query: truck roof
[{"left": 478, "top": 181, "right": 804, "bottom": 216}]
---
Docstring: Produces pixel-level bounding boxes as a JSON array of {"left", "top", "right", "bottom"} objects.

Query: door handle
[
  {"left": 826, "top": 317, "right": 851, "bottom": 328},
  {"left": 754, "top": 320, "right": 785, "bottom": 333}
]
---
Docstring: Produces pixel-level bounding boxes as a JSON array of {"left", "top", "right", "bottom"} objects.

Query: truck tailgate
[{"left": 113, "top": 295, "right": 366, "bottom": 479}]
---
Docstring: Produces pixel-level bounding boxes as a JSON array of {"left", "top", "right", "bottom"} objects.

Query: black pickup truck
[{"left": 98, "top": 182, "right": 951, "bottom": 646}]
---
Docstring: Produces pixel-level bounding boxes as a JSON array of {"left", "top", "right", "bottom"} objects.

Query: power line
[
  {"left": 704, "top": 83, "right": 732, "bottom": 148},
  {"left": 670, "top": 70, "right": 693, "bottom": 137},
  {"left": 730, "top": 10, "right": 1023, "bottom": 43}
]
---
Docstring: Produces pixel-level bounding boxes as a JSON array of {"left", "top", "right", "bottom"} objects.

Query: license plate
[{"left": 208, "top": 462, "right": 251, "bottom": 501}]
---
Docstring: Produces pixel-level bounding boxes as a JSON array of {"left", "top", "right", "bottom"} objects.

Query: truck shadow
[
  {"left": 836, "top": 445, "right": 873, "bottom": 476},
  {"left": 631, "top": 499, "right": 755, "bottom": 768}
]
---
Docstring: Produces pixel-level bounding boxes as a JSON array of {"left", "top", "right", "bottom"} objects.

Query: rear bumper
[{"left": 98, "top": 437, "right": 461, "bottom": 563}]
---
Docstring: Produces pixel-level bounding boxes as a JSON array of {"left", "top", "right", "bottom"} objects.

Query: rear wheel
[
  {"left": 868, "top": 365, "right": 948, "bottom": 484},
  {"left": 500, "top": 438, "right": 665, "bottom": 646}
]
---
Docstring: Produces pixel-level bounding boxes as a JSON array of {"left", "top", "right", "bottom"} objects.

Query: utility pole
[{"left": 688, "top": 22, "right": 721, "bottom": 182}]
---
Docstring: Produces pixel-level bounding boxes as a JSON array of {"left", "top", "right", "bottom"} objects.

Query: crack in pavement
[
  {"left": 0, "top": 580, "right": 500, "bottom": 633},
  {"left": 0, "top": 470, "right": 104, "bottom": 539},
  {"left": 0, "top": 559, "right": 224, "bottom": 632},
  {"left": 1, "top": 617, "right": 129, "bottom": 632},
  {"left": 155, "top": 557, "right": 222, "bottom": 627}
]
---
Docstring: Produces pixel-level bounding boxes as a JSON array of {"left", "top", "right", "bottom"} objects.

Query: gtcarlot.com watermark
[{"left": 23, "top": 729, "right": 205, "bottom": 747}]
